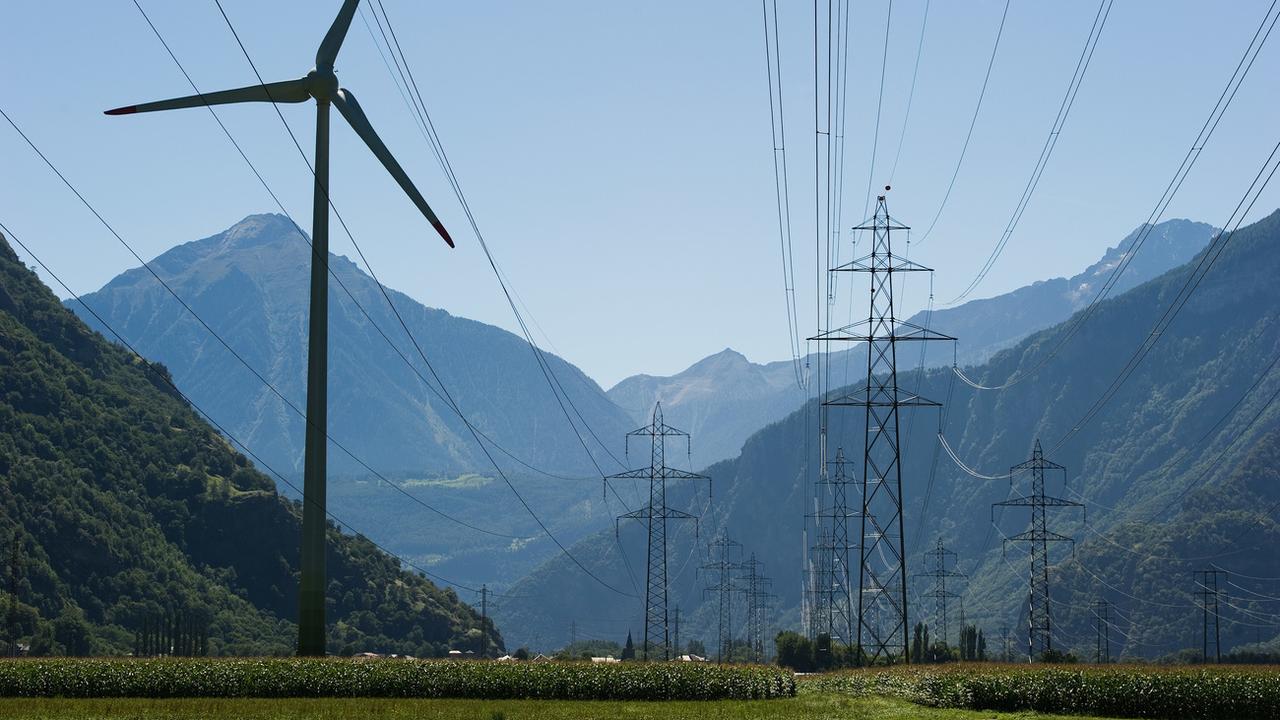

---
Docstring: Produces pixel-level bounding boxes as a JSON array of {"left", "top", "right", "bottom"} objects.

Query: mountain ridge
[{"left": 605, "top": 218, "right": 1215, "bottom": 466}]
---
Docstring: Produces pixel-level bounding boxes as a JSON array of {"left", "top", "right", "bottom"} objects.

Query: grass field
[{"left": 0, "top": 694, "right": 1112, "bottom": 719}]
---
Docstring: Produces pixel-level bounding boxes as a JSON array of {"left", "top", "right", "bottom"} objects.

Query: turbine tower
[{"left": 105, "top": 0, "right": 455, "bottom": 656}]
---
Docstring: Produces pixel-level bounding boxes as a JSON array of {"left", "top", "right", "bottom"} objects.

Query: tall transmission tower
[
  {"left": 913, "top": 537, "right": 966, "bottom": 647},
  {"left": 994, "top": 440, "right": 1084, "bottom": 660},
  {"left": 741, "top": 553, "right": 776, "bottom": 663},
  {"left": 702, "top": 535, "right": 744, "bottom": 664},
  {"left": 1092, "top": 600, "right": 1111, "bottom": 664},
  {"left": 606, "top": 403, "right": 710, "bottom": 662},
  {"left": 813, "top": 190, "right": 953, "bottom": 663},
  {"left": 809, "top": 448, "right": 858, "bottom": 645},
  {"left": 1195, "top": 569, "right": 1227, "bottom": 663}
]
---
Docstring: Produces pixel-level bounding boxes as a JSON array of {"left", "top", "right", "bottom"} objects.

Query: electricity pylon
[
  {"left": 606, "top": 403, "right": 710, "bottom": 661},
  {"left": 994, "top": 440, "right": 1084, "bottom": 661},
  {"left": 812, "top": 190, "right": 953, "bottom": 663},
  {"left": 741, "top": 553, "right": 776, "bottom": 663},
  {"left": 105, "top": 0, "right": 455, "bottom": 656},
  {"left": 1194, "top": 569, "right": 1227, "bottom": 663},
  {"left": 809, "top": 448, "right": 857, "bottom": 645},
  {"left": 913, "top": 537, "right": 965, "bottom": 647},
  {"left": 701, "top": 535, "right": 744, "bottom": 664},
  {"left": 1092, "top": 600, "right": 1111, "bottom": 664}
]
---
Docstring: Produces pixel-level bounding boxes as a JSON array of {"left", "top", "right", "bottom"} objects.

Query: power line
[
  {"left": 2, "top": 100, "right": 518, "bottom": 543},
  {"left": 951, "top": 0, "right": 1279, "bottom": 391},
  {"left": 762, "top": 0, "right": 805, "bottom": 390},
  {"left": 0, "top": 220, "right": 480, "bottom": 595},
  {"left": 915, "top": 0, "right": 1011, "bottom": 246},
  {"left": 887, "top": 0, "right": 930, "bottom": 185},
  {"left": 364, "top": 0, "right": 628, "bottom": 473},
  {"left": 946, "top": 0, "right": 1114, "bottom": 304},
  {"left": 1053, "top": 131, "right": 1280, "bottom": 453},
  {"left": 146, "top": 0, "right": 639, "bottom": 598}
]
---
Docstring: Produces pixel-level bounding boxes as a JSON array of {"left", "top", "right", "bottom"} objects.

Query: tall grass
[{"left": 0, "top": 658, "right": 795, "bottom": 701}]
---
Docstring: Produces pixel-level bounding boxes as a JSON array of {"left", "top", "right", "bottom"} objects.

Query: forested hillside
[
  {"left": 497, "top": 209, "right": 1280, "bottom": 656},
  {"left": 0, "top": 232, "right": 497, "bottom": 657}
]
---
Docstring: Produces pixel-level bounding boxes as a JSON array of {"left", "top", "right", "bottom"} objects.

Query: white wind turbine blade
[
  {"left": 333, "top": 88, "right": 455, "bottom": 247},
  {"left": 105, "top": 79, "right": 311, "bottom": 115},
  {"left": 316, "top": 0, "right": 362, "bottom": 73}
]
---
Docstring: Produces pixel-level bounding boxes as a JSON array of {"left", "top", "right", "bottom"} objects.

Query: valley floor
[{"left": 0, "top": 695, "right": 1114, "bottom": 720}]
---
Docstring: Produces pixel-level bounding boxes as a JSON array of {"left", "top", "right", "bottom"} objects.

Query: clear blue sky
[{"left": 3, "top": 0, "right": 1278, "bottom": 388}]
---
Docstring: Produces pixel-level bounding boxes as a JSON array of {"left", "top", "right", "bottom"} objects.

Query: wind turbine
[{"left": 106, "top": 0, "right": 454, "bottom": 656}]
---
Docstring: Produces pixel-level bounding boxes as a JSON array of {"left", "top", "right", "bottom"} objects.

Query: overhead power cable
[
  {"left": 1053, "top": 131, "right": 1280, "bottom": 453},
  {"left": 0, "top": 101, "right": 515, "bottom": 541},
  {"left": 762, "top": 0, "right": 805, "bottom": 390},
  {"left": 887, "top": 0, "right": 930, "bottom": 185},
  {"left": 210, "top": 1, "right": 637, "bottom": 597},
  {"left": 0, "top": 220, "right": 479, "bottom": 594},
  {"left": 364, "top": 0, "right": 628, "bottom": 473},
  {"left": 915, "top": 0, "right": 1011, "bottom": 246},
  {"left": 950, "top": 0, "right": 1279, "bottom": 391},
  {"left": 946, "top": 0, "right": 1114, "bottom": 304}
]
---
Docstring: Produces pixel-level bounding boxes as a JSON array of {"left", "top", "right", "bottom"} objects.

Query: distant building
[
  {"left": 676, "top": 654, "right": 707, "bottom": 662},
  {"left": 353, "top": 652, "right": 383, "bottom": 660},
  {"left": 590, "top": 656, "right": 620, "bottom": 663}
]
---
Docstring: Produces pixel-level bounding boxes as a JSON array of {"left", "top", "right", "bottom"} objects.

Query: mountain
[
  {"left": 74, "top": 214, "right": 629, "bottom": 478},
  {"left": 498, "top": 210, "right": 1279, "bottom": 656},
  {"left": 606, "top": 219, "right": 1215, "bottom": 467},
  {"left": 0, "top": 230, "right": 496, "bottom": 656},
  {"left": 71, "top": 214, "right": 631, "bottom": 588}
]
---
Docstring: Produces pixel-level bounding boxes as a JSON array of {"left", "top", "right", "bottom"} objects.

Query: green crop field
[
  {"left": 2, "top": 660, "right": 1278, "bottom": 719},
  {"left": 0, "top": 694, "right": 1110, "bottom": 720}
]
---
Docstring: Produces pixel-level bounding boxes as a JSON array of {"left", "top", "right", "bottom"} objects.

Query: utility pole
[
  {"left": 912, "top": 537, "right": 965, "bottom": 648},
  {"left": 570, "top": 620, "right": 577, "bottom": 649},
  {"left": 993, "top": 440, "right": 1084, "bottom": 661},
  {"left": 1001, "top": 625, "right": 1011, "bottom": 662},
  {"left": 701, "top": 535, "right": 744, "bottom": 664},
  {"left": 1195, "top": 569, "right": 1227, "bottom": 663},
  {"left": 809, "top": 449, "right": 858, "bottom": 646},
  {"left": 1092, "top": 600, "right": 1111, "bottom": 664},
  {"left": 813, "top": 190, "right": 953, "bottom": 664},
  {"left": 479, "top": 585, "right": 489, "bottom": 657},
  {"left": 672, "top": 607, "right": 681, "bottom": 657},
  {"left": 606, "top": 404, "right": 711, "bottom": 662}
]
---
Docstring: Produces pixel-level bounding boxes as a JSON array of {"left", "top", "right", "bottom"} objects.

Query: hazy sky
[{"left": 3, "top": 1, "right": 1278, "bottom": 388}]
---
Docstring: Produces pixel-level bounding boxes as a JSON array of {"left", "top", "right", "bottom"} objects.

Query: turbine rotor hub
[{"left": 305, "top": 69, "right": 340, "bottom": 102}]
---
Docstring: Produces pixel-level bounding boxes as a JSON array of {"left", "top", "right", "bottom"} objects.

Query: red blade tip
[
  {"left": 104, "top": 106, "right": 138, "bottom": 116},
  {"left": 432, "top": 220, "right": 455, "bottom": 248}
]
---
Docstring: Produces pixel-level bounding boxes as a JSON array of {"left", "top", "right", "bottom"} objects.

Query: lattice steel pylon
[
  {"left": 741, "top": 552, "right": 776, "bottom": 663},
  {"left": 1092, "top": 600, "right": 1111, "bottom": 664},
  {"left": 912, "top": 537, "right": 966, "bottom": 647},
  {"left": 1194, "top": 569, "right": 1227, "bottom": 663},
  {"left": 994, "top": 440, "right": 1084, "bottom": 660},
  {"left": 702, "top": 535, "right": 744, "bottom": 663},
  {"left": 812, "top": 191, "right": 953, "bottom": 663},
  {"left": 606, "top": 403, "right": 710, "bottom": 661},
  {"left": 809, "top": 449, "right": 858, "bottom": 645}
]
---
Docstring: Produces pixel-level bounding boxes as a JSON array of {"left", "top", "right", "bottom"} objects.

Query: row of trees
[{"left": 774, "top": 624, "right": 996, "bottom": 671}]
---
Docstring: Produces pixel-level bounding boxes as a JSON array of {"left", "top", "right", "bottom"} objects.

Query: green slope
[{"left": 0, "top": 231, "right": 498, "bottom": 657}]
